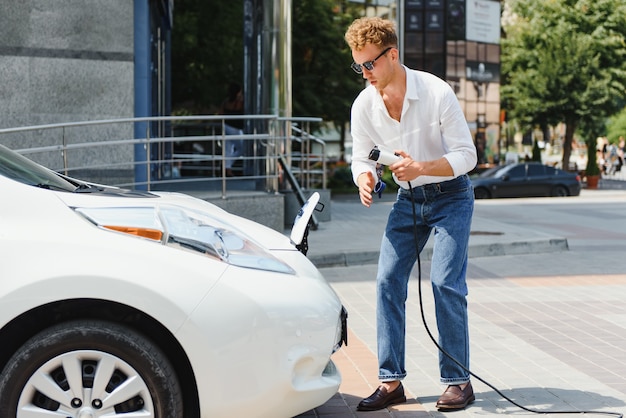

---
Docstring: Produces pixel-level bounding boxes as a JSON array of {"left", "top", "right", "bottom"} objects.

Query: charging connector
[{"left": 368, "top": 147, "right": 401, "bottom": 166}]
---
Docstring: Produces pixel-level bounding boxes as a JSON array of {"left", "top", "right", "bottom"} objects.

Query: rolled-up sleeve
[
  {"left": 440, "top": 87, "right": 477, "bottom": 176},
  {"left": 350, "top": 93, "right": 379, "bottom": 185}
]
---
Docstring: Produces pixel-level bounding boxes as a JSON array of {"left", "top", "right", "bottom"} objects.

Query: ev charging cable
[
  {"left": 404, "top": 180, "right": 623, "bottom": 417},
  {"left": 368, "top": 146, "right": 621, "bottom": 416}
]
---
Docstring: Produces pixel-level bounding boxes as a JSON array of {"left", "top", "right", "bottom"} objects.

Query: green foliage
[
  {"left": 607, "top": 106, "right": 626, "bottom": 143},
  {"left": 327, "top": 163, "right": 354, "bottom": 192},
  {"left": 326, "top": 164, "right": 399, "bottom": 196},
  {"left": 171, "top": 1, "right": 244, "bottom": 113},
  {"left": 502, "top": 3, "right": 626, "bottom": 123},
  {"left": 501, "top": 0, "right": 626, "bottom": 168},
  {"left": 171, "top": 0, "right": 363, "bottom": 127},
  {"left": 292, "top": 0, "right": 364, "bottom": 127}
]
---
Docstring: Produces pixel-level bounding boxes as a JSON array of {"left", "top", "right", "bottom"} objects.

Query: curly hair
[{"left": 344, "top": 17, "right": 398, "bottom": 51}]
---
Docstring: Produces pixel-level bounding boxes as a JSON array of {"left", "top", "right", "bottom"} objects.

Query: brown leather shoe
[
  {"left": 436, "top": 382, "right": 475, "bottom": 410},
  {"left": 357, "top": 383, "right": 407, "bottom": 411}
]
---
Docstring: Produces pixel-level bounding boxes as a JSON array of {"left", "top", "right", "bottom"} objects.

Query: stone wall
[{"left": 0, "top": 1, "right": 134, "bottom": 168}]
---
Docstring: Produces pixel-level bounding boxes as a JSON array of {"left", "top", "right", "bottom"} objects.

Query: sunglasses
[{"left": 351, "top": 47, "right": 392, "bottom": 74}]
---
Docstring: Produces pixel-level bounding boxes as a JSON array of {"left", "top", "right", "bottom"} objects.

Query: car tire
[
  {"left": 0, "top": 319, "right": 183, "bottom": 418},
  {"left": 474, "top": 187, "right": 491, "bottom": 199},
  {"left": 550, "top": 185, "right": 568, "bottom": 197}
]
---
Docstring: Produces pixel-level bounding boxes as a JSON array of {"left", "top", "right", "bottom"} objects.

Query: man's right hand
[{"left": 357, "top": 171, "right": 376, "bottom": 208}]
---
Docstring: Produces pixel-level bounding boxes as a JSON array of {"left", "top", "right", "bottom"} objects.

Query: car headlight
[{"left": 74, "top": 205, "right": 295, "bottom": 274}]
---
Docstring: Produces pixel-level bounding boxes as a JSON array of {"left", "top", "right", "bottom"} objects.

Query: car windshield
[{"left": 0, "top": 144, "right": 77, "bottom": 192}]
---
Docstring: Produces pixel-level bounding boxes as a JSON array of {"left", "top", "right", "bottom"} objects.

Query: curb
[{"left": 309, "top": 237, "right": 569, "bottom": 268}]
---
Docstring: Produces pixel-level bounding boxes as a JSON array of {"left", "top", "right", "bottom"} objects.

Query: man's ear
[{"left": 390, "top": 47, "right": 399, "bottom": 62}]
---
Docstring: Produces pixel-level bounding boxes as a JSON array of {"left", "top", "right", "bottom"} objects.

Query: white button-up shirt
[{"left": 350, "top": 66, "right": 477, "bottom": 188}]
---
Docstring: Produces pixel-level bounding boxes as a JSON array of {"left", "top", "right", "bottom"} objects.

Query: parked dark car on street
[{"left": 471, "top": 162, "right": 582, "bottom": 199}]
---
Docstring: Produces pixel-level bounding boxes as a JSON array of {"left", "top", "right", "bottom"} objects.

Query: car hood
[{"left": 55, "top": 189, "right": 298, "bottom": 252}]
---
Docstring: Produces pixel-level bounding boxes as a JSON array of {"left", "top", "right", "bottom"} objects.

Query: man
[{"left": 344, "top": 17, "right": 478, "bottom": 412}]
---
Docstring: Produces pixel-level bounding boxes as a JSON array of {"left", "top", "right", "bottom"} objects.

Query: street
[{"left": 303, "top": 186, "right": 626, "bottom": 417}]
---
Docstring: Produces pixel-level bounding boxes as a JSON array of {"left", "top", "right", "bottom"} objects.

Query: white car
[{"left": 0, "top": 143, "right": 347, "bottom": 418}]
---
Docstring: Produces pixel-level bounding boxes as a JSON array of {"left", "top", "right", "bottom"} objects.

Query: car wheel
[
  {"left": 474, "top": 187, "right": 491, "bottom": 199},
  {"left": 550, "top": 185, "right": 568, "bottom": 197},
  {"left": 0, "top": 320, "right": 183, "bottom": 418}
]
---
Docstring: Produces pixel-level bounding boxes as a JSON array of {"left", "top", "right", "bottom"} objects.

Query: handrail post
[
  {"left": 145, "top": 124, "right": 151, "bottom": 191},
  {"left": 62, "top": 126, "right": 68, "bottom": 176},
  {"left": 221, "top": 119, "right": 227, "bottom": 199},
  {"left": 270, "top": 118, "right": 278, "bottom": 192},
  {"left": 305, "top": 121, "right": 311, "bottom": 189},
  {"left": 322, "top": 142, "right": 327, "bottom": 190}
]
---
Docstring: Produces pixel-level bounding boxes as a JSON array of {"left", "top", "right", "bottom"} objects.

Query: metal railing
[
  {"left": 291, "top": 124, "right": 327, "bottom": 190},
  {"left": 0, "top": 115, "right": 327, "bottom": 198}
]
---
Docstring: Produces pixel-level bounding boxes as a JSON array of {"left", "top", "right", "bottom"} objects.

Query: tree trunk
[
  {"left": 561, "top": 120, "right": 577, "bottom": 171},
  {"left": 542, "top": 123, "right": 550, "bottom": 146}
]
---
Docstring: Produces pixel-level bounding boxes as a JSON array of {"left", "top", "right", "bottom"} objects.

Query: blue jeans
[{"left": 376, "top": 174, "right": 473, "bottom": 385}]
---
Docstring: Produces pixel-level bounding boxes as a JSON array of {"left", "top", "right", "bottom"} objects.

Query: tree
[
  {"left": 531, "top": 138, "right": 541, "bottom": 162},
  {"left": 171, "top": 1, "right": 244, "bottom": 113},
  {"left": 577, "top": 116, "right": 605, "bottom": 176},
  {"left": 607, "top": 106, "right": 626, "bottom": 143},
  {"left": 171, "top": 0, "right": 364, "bottom": 154},
  {"left": 501, "top": 0, "right": 626, "bottom": 170},
  {"left": 292, "top": 0, "right": 364, "bottom": 160}
]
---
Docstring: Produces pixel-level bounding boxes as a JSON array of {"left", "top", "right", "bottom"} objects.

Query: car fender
[{"left": 179, "top": 267, "right": 343, "bottom": 417}]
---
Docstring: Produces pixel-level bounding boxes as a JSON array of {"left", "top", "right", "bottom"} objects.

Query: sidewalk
[
  {"left": 304, "top": 191, "right": 568, "bottom": 269},
  {"left": 295, "top": 183, "right": 626, "bottom": 418},
  {"left": 303, "top": 177, "right": 626, "bottom": 268}
]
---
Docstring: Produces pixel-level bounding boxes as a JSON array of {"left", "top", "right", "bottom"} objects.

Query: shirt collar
[
  {"left": 370, "top": 66, "right": 419, "bottom": 120},
  {"left": 403, "top": 65, "right": 420, "bottom": 102}
]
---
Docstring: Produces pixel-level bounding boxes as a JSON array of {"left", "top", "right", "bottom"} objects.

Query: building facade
[{"left": 0, "top": 0, "right": 172, "bottom": 175}]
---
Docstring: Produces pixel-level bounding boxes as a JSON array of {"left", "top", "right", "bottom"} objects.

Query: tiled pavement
[
  {"left": 301, "top": 265, "right": 626, "bottom": 418},
  {"left": 295, "top": 185, "right": 626, "bottom": 418},
  {"left": 302, "top": 263, "right": 626, "bottom": 418}
]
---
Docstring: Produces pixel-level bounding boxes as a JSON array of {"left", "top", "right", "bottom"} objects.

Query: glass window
[
  {"left": 527, "top": 164, "right": 546, "bottom": 177},
  {"left": 507, "top": 165, "right": 525, "bottom": 179}
]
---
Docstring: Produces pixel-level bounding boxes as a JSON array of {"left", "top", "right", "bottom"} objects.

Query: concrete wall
[
  {"left": 207, "top": 193, "right": 286, "bottom": 233},
  {"left": 185, "top": 190, "right": 330, "bottom": 234},
  {"left": 0, "top": 0, "right": 134, "bottom": 169}
]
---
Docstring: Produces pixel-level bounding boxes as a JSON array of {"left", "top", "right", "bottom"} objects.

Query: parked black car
[{"left": 471, "top": 162, "right": 582, "bottom": 199}]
